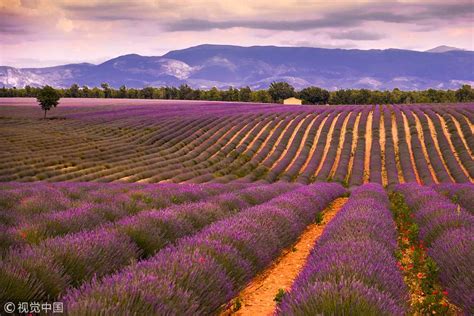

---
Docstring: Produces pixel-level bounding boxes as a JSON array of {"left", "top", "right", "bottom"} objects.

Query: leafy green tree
[
  {"left": 118, "top": 85, "right": 127, "bottom": 98},
  {"left": 268, "top": 82, "right": 295, "bottom": 102},
  {"left": 163, "top": 87, "right": 178, "bottom": 99},
  {"left": 101, "top": 83, "right": 112, "bottom": 98},
  {"left": 141, "top": 87, "right": 155, "bottom": 99},
  {"left": 178, "top": 84, "right": 194, "bottom": 100},
  {"left": 66, "top": 84, "right": 80, "bottom": 98},
  {"left": 299, "top": 86, "right": 329, "bottom": 104},
  {"left": 239, "top": 86, "right": 252, "bottom": 102},
  {"left": 207, "top": 87, "right": 221, "bottom": 101},
  {"left": 81, "top": 85, "right": 90, "bottom": 98},
  {"left": 251, "top": 90, "right": 272, "bottom": 103},
  {"left": 37, "top": 85, "right": 60, "bottom": 119},
  {"left": 91, "top": 87, "right": 104, "bottom": 98},
  {"left": 455, "top": 85, "right": 474, "bottom": 102}
]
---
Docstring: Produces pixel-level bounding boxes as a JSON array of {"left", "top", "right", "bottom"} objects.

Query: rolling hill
[{"left": 1, "top": 44, "right": 473, "bottom": 90}]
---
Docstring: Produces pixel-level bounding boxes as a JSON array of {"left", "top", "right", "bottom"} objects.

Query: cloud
[
  {"left": 60, "top": 1, "right": 152, "bottom": 21},
  {"left": 0, "top": 11, "right": 32, "bottom": 35},
  {"left": 329, "top": 30, "right": 385, "bottom": 41},
  {"left": 166, "top": 18, "right": 359, "bottom": 32},
  {"left": 165, "top": 1, "right": 473, "bottom": 32},
  {"left": 280, "top": 40, "right": 357, "bottom": 50}
]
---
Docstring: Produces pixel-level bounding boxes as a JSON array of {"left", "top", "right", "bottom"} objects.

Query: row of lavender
[
  {"left": 395, "top": 184, "right": 473, "bottom": 313},
  {"left": 1, "top": 181, "right": 248, "bottom": 252},
  {"left": 0, "top": 104, "right": 312, "bottom": 183},
  {"left": 1, "top": 181, "right": 298, "bottom": 302},
  {"left": 63, "top": 183, "right": 346, "bottom": 314},
  {"left": 278, "top": 184, "right": 409, "bottom": 315},
  {"left": 433, "top": 183, "right": 473, "bottom": 214},
  {"left": 1, "top": 103, "right": 472, "bottom": 185}
]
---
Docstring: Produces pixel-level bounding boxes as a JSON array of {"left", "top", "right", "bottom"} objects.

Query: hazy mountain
[
  {"left": 426, "top": 45, "right": 465, "bottom": 53},
  {"left": 1, "top": 44, "right": 473, "bottom": 90}
]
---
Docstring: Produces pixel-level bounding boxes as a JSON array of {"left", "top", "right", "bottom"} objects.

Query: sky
[{"left": 1, "top": 0, "right": 473, "bottom": 67}]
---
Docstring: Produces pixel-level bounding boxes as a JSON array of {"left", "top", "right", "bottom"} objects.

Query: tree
[
  {"left": 37, "top": 85, "right": 60, "bottom": 119},
  {"left": 118, "top": 85, "right": 127, "bottom": 98},
  {"left": 82, "top": 85, "right": 90, "bottom": 98},
  {"left": 66, "top": 83, "right": 80, "bottom": 98},
  {"left": 207, "top": 87, "right": 221, "bottom": 101},
  {"left": 239, "top": 86, "right": 252, "bottom": 102},
  {"left": 268, "top": 82, "right": 295, "bottom": 102},
  {"left": 299, "top": 86, "right": 329, "bottom": 104},
  {"left": 101, "top": 83, "right": 112, "bottom": 98},
  {"left": 251, "top": 90, "right": 272, "bottom": 103},
  {"left": 455, "top": 85, "right": 474, "bottom": 102},
  {"left": 178, "top": 84, "right": 194, "bottom": 100},
  {"left": 140, "top": 87, "right": 155, "bottom": 99}
]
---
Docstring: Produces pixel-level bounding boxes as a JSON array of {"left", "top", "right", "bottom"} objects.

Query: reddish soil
[
  {"left": 314, "top": 113, "right": 342, "bottom": 177},
  {"left": 271, "top": 115, "right": 312, "bottom": 169},
  {"left": 380, "top": 110, "right": 388, "bottom": 187},
  {"left": 401, "top": 111, "right": 421, "bottom": 184},
  {"left": 363, "top": 110, "right": 373, "bottom": 183},
  {"left": 221, "top": 197, "right": 348, "bottom": 316},
  {"left": 299, "top": 114, "right": 330, "bottom": 173},
  {"left": 412, "top": 113, "right": 439, "bottom": 183},
  {"left": 391, "top": 109, "right": 405, "bottom": 183},
  {"left": 329, "top": 112, "right": 351, "bottom": 179},
  {"left": 284, "top": 115, "right": 319, "bottom": 173},
  {"left": 345, "top": 112, "right": 361, "bottom": 183},
  {"left": 436, "top": 113, "right": 471, "bottom": 180}
]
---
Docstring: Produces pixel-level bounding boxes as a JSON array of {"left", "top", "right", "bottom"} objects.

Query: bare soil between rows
[{"left": 221, "top": 197, "right": 348, "bottom": 316}]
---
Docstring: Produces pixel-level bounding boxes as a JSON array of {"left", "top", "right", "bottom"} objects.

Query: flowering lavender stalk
[
  {"left": 1, "top": 228, "right": 139, "bottom": 302},
  {"left": 278, "top": 183, "right": 408, "bottom": 316},
  {"left": 63, "top": 183, "right": 346, "bottom": 315},
  {"left": 4, "top": 182, "right": 247, "bottom": 246},
  {"left": 396, "top": 184, "right": 474, "bottom": 314},
  {"left": 0, "top": 182, "right": 294, "bottom": 301},
  {"left": 433, "top": 183, "right": 474, "bottom": 214}
]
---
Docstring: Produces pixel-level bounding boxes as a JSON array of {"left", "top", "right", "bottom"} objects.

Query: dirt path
[
  {"left": 380, "top": 108, "right": 388, "bottom": 187},
  {"left": 363, "top": 109, "right": 373, "bottom": 183},
  {"left": 284, "top": 115, "right": 319, "bottom": 173},
  {"left": 329, "top": 112, "right": 351, "bottom": 179},
  {"left": 314, "top": 113, "right": 342, "bottom": 177},
  {"left": 345, "top": 112, "right": 361, "bottom": 184},
  {"left": 262, "top": 116, "right": 300, "bottom": 165},
  {"left": 299, "top": 114, "right": 330, "bottom": 173},
  {"left": 221, "top": 197, "right": 348, "bottom": 316},
  {"left": 420, "top": 113, "right": 455, "bottom": 183},
  {"left": 413, "top": 113, "right": 439, "bottom": 183},
  {"left": 435, "top": 113, "right": 471, "bottom": 180},
  {"left": 236, "top": 120, "right": 265, "bottom": 149},
  {"left": 253, "top": 119, "right": 286, "bottom": 158},
  {"left": 401, "top": 111, "right": 421, "bottom": 184},
  {"left": 270, "top": 115, "right": 312, "bottom": 169},
  {"left": 209, "top": 124, "right": 246, "bottom": 160},
  {"left": 449, "top": 114, "right": 473, "bottom": 158},
  {"left": 462, "top": 114, "right": 474, "bottom": 135},
  {"left": 244, "top": 120, "right": 274, "bottom": 155},
  {"left": 391, "top": 108, "right": 405, "bottom": 183}
]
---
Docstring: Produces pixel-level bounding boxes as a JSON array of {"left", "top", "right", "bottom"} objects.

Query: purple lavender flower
[{"left": 278, "top": 184, "right": 408, "bottom": 315}]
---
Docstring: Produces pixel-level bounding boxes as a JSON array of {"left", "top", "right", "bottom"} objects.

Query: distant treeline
[{"left": 1, "top": 82, "right": 473, "bottom": 104}]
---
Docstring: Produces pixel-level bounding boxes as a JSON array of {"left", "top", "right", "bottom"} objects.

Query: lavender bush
[
  {"left": 396, "top": 184, "right": 474, "bottom": 314},
  {"left": 63, "top": 183, "right": 346, "bottom": 315},
  {"left": 0, "top": 182, "right": 295, "bottom": 300},
  {"left": 434, "top": 183, "right": 474, "bottom": 214},
  {"left": 278, "top": 183, "right": 408, "bottom": 315}
]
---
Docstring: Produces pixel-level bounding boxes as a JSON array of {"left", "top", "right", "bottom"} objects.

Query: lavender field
[
  {"left": 0, "top": 99, "right": 472, "bottom": 185},
  {"left": 0, "top": 98, "right": 473, "bottom": 315}
]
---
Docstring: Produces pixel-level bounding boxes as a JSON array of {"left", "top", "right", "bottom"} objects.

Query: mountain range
[{"left": 1, "top": 44, "right": 473, "bottom": 90}]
